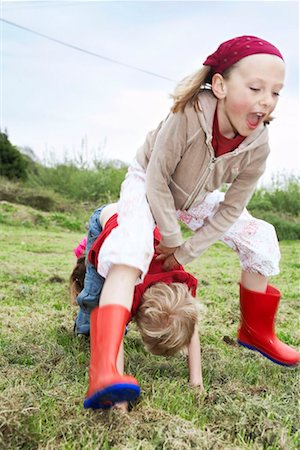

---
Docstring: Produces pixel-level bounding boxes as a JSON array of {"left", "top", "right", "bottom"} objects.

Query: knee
[{"left": 240, "top": 220, "right": 281, "bottom": 277}]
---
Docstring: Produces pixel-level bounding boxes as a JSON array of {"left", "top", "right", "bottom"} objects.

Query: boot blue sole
[
  {"left": 84, "top": 383, "right": 140, "bottom": 410},
  {"left": 238, "top": 340, "right": 299, "bottom": 367}
]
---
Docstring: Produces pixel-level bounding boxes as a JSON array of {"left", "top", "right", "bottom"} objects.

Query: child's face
[{"left": 215, "top": 54, "right": 285, "bottom": 138}]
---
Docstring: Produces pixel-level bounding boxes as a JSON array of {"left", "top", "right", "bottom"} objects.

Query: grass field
[{"left": 0, "top": 223, "right": 299, "bottom": 449}]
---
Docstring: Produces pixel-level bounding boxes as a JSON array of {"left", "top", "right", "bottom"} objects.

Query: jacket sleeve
[
  {"left": 174, "top": 144, "right": 270, "bottom": 265},
  {"left": 145, "top": 111, "right": 188, "bottom": 248}
]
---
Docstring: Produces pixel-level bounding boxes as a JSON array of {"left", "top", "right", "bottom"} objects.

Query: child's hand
[
  {"left": 162, "top": 254, "right": 180, "bottom": 271},
  {"left": 189, "top": 383, "right": 205, "bottom": 407},
  {"left": 156, "top": 243, "right": 179, "bottom": 259}
]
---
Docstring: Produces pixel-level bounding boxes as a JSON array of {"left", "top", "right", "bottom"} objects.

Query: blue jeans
[{"left": 75, "top": 206, "right": 106, "bottom": 336}]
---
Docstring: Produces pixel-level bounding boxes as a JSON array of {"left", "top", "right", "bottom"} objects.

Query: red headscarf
[{"left": 203, "top": 35, "right": 284, "bottom": 75}]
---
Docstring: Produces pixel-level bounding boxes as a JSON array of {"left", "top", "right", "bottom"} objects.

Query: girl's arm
[
  {"left": 175, "top": 146, "right": 270, "bottom": 266},
  {"left": 145, "top": 112, "right": 188, "bottom": 249},
  {"left": 187, "top": 326, "right": 204, "bottom": 390}
]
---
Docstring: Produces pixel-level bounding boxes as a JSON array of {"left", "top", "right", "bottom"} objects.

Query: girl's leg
[
  {"left": 237, "top": 283, "right": 299, "bottom": 366},
  {"left": 178, "top": 190, "right": 280, "bottom": 277},
  {"left": 178, "top": 192, "right": 299, "bottom": 366},
  {"left": 240, "top": 271, "right": 267, "bottom": 293},
  {"left": 85, "top": 161, "right": 154, "bottom": 409},
  {"left": 220, "top": 208, "right": 280, "bottom": 278},
  {"left": 84, "top": 288, "right": 141, "bottom": 410},
  {"left": 85, "top": 266, "right": 139, "bottom": 411},
  {"left": 99, "top": 264, "right": 141, "bottom": 310},
  {"left": 220, "top": 209, "right": 299, "bottom": 366}
]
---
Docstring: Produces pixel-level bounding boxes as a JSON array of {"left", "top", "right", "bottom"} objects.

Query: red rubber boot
[
  {"left": 238, "top": 284, "right": 300, "bottom": 366},
  {"left": 84, "top": 304, "right": 140, "bottom": 409}
]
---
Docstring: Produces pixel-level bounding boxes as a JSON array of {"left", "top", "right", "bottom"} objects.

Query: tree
[{"left": 0, "top": 131, "right": 28, "bottom": 180}]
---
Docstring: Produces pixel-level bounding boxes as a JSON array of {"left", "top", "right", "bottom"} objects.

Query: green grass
[{"left": 0, "top": 224, "right": 299, "bottom": 449}]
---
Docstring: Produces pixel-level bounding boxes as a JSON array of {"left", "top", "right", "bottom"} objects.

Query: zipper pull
[{"left": 209, "top": 157, "right": 216, "bottom": 171}]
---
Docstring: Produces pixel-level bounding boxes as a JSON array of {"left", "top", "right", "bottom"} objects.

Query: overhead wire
[
  {"left": 2, "top": 1, "right": 86, "bottom": 11},
  {"left": 0, "top": 17, "right": 177, "bottom": 83}
]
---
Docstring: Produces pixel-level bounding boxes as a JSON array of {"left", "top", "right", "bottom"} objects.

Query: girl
[{"left": 86, "top": 35, "right": 299, "bottom": 409}]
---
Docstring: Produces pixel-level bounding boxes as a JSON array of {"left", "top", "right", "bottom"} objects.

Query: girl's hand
[
  {"left": 162, "top": 254, "right": 180, "bottom": 271},
  {"left": 156, "top": 243, "right": 179, "bottom": 259}
]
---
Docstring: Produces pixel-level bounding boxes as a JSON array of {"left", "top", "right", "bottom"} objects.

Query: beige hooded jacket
[{"left": 136, "top": 90, "right": 270, "bottom": 265}]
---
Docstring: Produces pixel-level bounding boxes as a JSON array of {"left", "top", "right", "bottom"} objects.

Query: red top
[
  {"left": 89, "top": 214, "right": 198, "bottom": 321},
  {"left": 212, "top": 110, "right": 245, "bottom": 157}
]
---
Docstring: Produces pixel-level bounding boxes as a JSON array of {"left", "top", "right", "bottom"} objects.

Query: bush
[
  {"left": 26, "top": 162, "right": 127, "bottom": 203},
  {"left": 250, "top": 210, "right": 300, "bottom": 241},
  {"left": 248, "top": 175, "right": 300, "bottom": 216},
  {"left": 50, "top": 212, "right": 82, "bottom": 231},
  {"left": 0, "top": 177, "right": 75, "bottom": 213},
  {"left": 0, "top": 132, "right": 28, "bottom": 180}
]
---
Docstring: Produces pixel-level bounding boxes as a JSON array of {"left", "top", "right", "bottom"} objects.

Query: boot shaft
[
  {"left": 238, "top": 284, "right": 300, "bottom": 366},
  {"left": 239, "top": 284, "right": 281, "bottom": 333},
  {"left": 86, "top": 303, "right": 140, "bottom": 407},
  {"left": 90, "top": 304, "right": 130, "bottom": 372}
]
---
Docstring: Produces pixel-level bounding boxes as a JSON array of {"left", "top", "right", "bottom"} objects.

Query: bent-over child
[{"left": 71, "top": 203, "right": 203, "bottom": 409}]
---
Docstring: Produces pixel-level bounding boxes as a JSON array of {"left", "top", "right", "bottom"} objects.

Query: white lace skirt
[{"left": 177, "top": 190, "right": 280, "bottom": 276}]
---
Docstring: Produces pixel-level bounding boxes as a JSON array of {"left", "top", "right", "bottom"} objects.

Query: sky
[{"left": 1, "top": 0, "right": 299, "bottom": 184}]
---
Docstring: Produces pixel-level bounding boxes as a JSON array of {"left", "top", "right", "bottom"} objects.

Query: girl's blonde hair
[
  {"left": 135, "top": 282, "right": 199, "bottom": 356},
  {"left": 171, "top": 66, "right": 213, "bottom": 113}
]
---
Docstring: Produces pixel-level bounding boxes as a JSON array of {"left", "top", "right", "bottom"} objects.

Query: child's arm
[
  {"left": 115, "top": 340, "right": 129, "bottom": 412},
  {"left": 187, "top": 326, "right": 204, "bottom": 391}
]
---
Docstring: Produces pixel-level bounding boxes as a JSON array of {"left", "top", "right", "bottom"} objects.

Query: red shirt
[
  {"left": 212, "top": 110, "right": 245, "bottom": 157},
  {"left": 89, "top": 214, "right": 198, "bottom": 320}
]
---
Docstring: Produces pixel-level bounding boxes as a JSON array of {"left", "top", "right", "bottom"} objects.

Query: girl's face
[{"left": 213, "top": 54, "right": 285, "bottom": 138}]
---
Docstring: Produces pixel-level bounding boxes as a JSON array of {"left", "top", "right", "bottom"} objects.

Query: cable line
[
  {"left": 2, "top": 1, "right": 84, "bottom": 11},
  {"left": 0, "top": 18, "right": 177, "bottom": 82}
]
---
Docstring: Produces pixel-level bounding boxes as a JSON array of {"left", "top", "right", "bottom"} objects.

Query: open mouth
[{"left": 246, "top": 112, "right": 264, "bottom": 129}]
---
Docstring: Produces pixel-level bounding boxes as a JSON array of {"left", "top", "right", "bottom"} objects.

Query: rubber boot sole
[
  {"left": 238, "top": 340, "right": 299, "bottom": 367},
  {"left": 84, "top": 383, "right": 141, "bottom": 410}
]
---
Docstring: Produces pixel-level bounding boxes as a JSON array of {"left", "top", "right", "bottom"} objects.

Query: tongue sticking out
[{"left": 247, "top": 113, "right": 260, "bottom": 128}]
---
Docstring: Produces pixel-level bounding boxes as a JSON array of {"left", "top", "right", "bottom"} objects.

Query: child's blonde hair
[
  {"left": 135, "top": 282, "right": 198, "bottom": 356},
  {"left": 171, "top": 66, "right": 212, "bottom": 113}
]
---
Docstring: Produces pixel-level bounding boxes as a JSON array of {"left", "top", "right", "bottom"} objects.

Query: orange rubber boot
[
  {"left": 84, "top": 304, "right": 140, "bottom": 409},
  {"left": 238, "top": 284, "right": 300, "bottom": 366}
]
